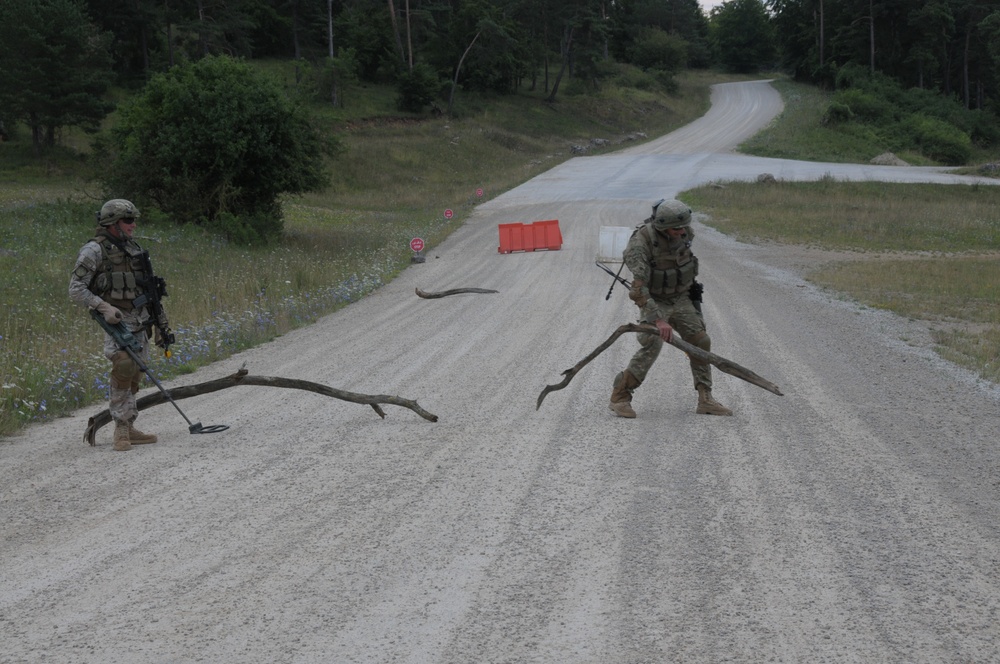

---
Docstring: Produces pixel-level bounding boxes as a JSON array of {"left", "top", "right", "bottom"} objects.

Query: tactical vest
[
  {"left": 638, "top": 224, "right": 699, "bottom": 297},
  {"left": 89, "top": 230, "right": 149, "bottom": 312}
]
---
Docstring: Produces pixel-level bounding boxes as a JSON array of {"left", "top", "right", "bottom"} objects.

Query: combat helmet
[
  {"left": 651, "top": 199, "right": 691, "bottom": 231},
  {"left": 97, "top": 199, "right": 140, "bottom": 226}
]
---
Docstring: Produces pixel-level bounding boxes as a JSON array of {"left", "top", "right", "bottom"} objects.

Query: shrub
[
  {"left": 902, "top": 114, "right": 971, "bottom": 165},
  {"left": 822, "top": 100, "right": 854, "bottom": 125},
  {"left": 395, "top": 63, "right": 440, "bottom": 113},
  {"left": 833, "top": 89, "right": 896, "bottom": 124},
  {"left": 97, "top": 55, "right": 332, "bottom": 243},
  {"left": 629, "top": 28, "right": 688, "bottom": 75}
]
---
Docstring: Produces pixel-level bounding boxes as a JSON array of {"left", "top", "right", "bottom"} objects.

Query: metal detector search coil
[{"left": 90, "top": 309, "right": 230, "bottom": 435}]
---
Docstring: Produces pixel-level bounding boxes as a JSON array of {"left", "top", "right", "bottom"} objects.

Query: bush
[
  {"left": 902, "top": 114, "right": 972, "bottom": 165},
  {"left": 629, "top": 28, "right": 688, "bottom": 75},
  {"left": 395, "top": 63, "right": 440, "bottom": 113},
  {"left": 823, "top": 100, "right": 854, "bottom": 125},
  {"left": 833, "top": 89, "right": 896, "bottom": 124},
  {"left": 97, "top": 55, "right": 332, "bottom": 243}
]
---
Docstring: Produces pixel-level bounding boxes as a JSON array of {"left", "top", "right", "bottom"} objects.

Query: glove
[
  {"left": 628, "top": 281, "right": 649, "bottom": 307},
  {"left": 654, "top": 319, "right": 673, "bottom": 343},
  {"left": 154, "top": 326, "right": 164, "bottom": 348},
  {"left": 95, "top": 301, "right": 123, "bottom": 324}
]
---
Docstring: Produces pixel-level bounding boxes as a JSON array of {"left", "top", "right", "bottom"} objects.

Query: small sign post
[
  {"left": 444, "top": 209, "right": 454, "bottom": 220},
  {"left": 410, "top": 237, "right": 426, "bottom": 263}
]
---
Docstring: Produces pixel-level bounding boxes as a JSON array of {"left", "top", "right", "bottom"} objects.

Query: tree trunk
[
  {"left": 387, "top": 0, "right": 406, "bottom": 66},
  {"left": 963, "top": 23, "right": 971, "bottom": 108},
  {"left": 819, "top": 0, "right": 825, "bottom": 66},
  {"left": 327, "top": 0, "right": 334, "bottom": 58},
  {"left": 165, "top": 0, "right": 174, "bottom": 68},
  {"left": 869, "top": 0, "right": 875, "bottom": 73},
  {"left": 292, "top": 0, "right": 301, "bottom": 60},
  {"left": 448, "top": 30, "right": 481, "bottom": 115},
  {"left": 546, "top": 25, "right": 574, "bottom": 103},
  {"left": 405, "top": 0, "right": 413, "bottom": 71}
]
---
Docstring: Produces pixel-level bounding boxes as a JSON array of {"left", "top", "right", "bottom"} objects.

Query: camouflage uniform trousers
[
  {"left": 102, "top": 309, "right": 150, "bottom": 423},
  {"left": 628, "top": 294, "right": 713, "bottom": 390}
]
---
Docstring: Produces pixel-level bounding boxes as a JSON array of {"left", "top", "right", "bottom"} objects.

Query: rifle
[
  {"left": 595, "top": 261, "right": 631, "bottom": 299},
  {"left": 595, "top": 261, "right": 704, "bottom": 313},
  {"left": 89, "top": 309, "right": 228, "bottom": 434},
  {"left": 131, "top": 250, "right": 175, "bottom": 357}
]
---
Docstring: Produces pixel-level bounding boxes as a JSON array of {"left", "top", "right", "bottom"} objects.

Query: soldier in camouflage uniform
[
  {"left": 69, "top": 199, "right": 163, "bottom": 451},
  {"left": 610, "top": 199, "right": 732, "bottom": 418}
]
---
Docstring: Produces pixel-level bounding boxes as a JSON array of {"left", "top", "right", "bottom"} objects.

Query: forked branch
[
  {"left": 85, "top": 367, "right": 438, "bottom": 445},
  {"left": 537, "top": 323, "right": 783, "bottom": 410}
]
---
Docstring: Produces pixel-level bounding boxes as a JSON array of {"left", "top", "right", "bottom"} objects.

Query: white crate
[{"left": 597, "top": 226, "right": 633, "bottom": 263}]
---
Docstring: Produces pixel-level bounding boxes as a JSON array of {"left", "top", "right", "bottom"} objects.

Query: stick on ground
[
  {"left": 415, "top": 287, "right": 499, "bottom": 298},
  {"left": 85, "top": 367, "right": 438, "bottom": 445}
]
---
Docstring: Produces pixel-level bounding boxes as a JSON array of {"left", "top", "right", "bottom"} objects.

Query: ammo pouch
[
  {"left": 649, "top": 257, "right": 698, "bottom": 295},
  {"left": 92, "top": 237, "right": 147, "bottom": 310},
  {"left": 112, "top": 271, "right": 138, "bottom": 302}
]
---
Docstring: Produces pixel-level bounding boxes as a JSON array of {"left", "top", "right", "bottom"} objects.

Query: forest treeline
[
  {"left": 2, "top": 0, "right": 999, "bottom": 149},
  {"left": 3, "top": 0, "right": 997, "bottom": 240}
]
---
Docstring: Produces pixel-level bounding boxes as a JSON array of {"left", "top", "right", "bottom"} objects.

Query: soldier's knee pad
[
  {"left": 110, "top": 351, "right": 140, "bottom": 390},
  {"left": 688, "top": 330, "right": 711, "bottom": 351},
  {"left": 688, "top": 330, "right": 711, "bottom": 365}
]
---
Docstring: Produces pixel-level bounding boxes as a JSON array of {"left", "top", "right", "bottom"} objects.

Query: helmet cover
[
  {"left": 97, "top": 199, "right": 140, "bottom": 226},
  {"left": 651, "top": 199, "right": 692, "bottom": 231}
]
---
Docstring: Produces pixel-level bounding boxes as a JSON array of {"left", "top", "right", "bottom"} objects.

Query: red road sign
[
  {"left": 410, "top": 237, "right": 425, "bottom": 252},
  {"left": 476, "top": 188, "right": 484, "bottom": 198},
  {"left": 444, "top": 209, "right": 454, "bottom": 219}
]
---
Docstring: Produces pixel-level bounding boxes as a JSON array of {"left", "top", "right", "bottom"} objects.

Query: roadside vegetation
[{"left": 682, "top": 83, "right": 1000, "bottom": 383}]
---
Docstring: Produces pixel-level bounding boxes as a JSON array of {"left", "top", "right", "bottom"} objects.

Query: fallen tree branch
[
  {"left": 85, "top": 367, "right": 438, "bottom": 445},
  {"left": 415, "top": 287, "right": 499, "bottom": 298},
  {"left": 537, "top": 323, "right": 783, "bottom": 410}
]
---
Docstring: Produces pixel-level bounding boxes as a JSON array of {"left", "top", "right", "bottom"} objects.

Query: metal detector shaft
[{"left": 89, "top": 310, "right": 228, "bottom": 434}]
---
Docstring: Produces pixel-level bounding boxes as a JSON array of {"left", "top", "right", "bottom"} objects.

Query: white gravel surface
[{"left": 3, "top": 81, "right": 1000, "bottom": 664}]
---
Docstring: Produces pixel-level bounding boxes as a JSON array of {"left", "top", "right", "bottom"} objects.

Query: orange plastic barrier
[{"left": 498, "top": 219, "right": 562, "bottom": 253}]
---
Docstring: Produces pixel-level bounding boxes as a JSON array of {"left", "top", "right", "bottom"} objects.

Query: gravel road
[{"left": 3, "top": 80, "right": 999, "bottom": 664}]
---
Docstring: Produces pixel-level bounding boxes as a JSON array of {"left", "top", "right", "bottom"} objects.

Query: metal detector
[{"left": 90, "top": 309, "right": 229, "bottom": 434}]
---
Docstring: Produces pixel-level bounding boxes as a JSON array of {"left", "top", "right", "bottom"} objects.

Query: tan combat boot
[
  {"left": 609, "top": 370, "right": 642, "bottom": 418},
  {"left": 113, "top": 420, "right": 132, "bottom": 451},
  {"left": 696, "top": 384, "right": 732, "bottom": 416},
  {"left": 127, "top": 417, "right": 158, "bottom": 445}
]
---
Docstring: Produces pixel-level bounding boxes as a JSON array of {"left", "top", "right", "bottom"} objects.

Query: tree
[
  {"left": 545, "top": 0, "right": 611, "bottom": 101},
  {"left": 710, "top": 0, "right": 776, "bottom": 74},
  {"left": 611, "top": 0, "right": 710, "bottom": 68},
  {"left": 903, "top": 0, "right": 955, "bottom": 90},
  {"left": 0, "top": 0, "right": 115, "bottom": 153},
  {"left": 97, "top": 55, "right": 333, "bottom": 243}
]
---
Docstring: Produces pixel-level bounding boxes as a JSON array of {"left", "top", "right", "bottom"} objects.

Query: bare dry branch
[
  {"left": 415, "top": 287, "right": 499, "bottom": 298},
  {"left": 85, "top": 367, "right": 438, "bottom": 445},
  {"left": 537, "top": 323, "right": 783, "bottom": 410}
]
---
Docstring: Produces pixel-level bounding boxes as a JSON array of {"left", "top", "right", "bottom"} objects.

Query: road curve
[{"left": 3, "top": 81, "right": 999, "bottom": 663}]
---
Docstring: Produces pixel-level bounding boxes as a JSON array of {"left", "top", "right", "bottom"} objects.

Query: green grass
[
  {"left": 683, "top": 179, "right": 1000, "bottom": 251},
  {"left": 680, "top": 77, "right": 1000, "bottom": 384},
  {"left": 683, "top": 180, "right": 1000, "bottom": 384},
  {"left": 738, "top": 78, "right": 1000, "bottom": 166}
]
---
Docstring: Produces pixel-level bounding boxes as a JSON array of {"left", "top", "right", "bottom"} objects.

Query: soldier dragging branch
[{"left": 609, "top": 198, "right": 737, "bottom": 418}]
